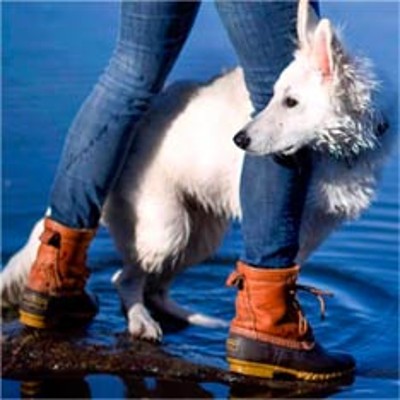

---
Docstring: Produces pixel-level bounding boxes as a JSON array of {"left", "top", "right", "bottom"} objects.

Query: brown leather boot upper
[
  {"left": 25, "top": 218, "right": 96, "bottom": 296},
  {"left": 227, "top": 261, "right": 315, "bottom": 350}
]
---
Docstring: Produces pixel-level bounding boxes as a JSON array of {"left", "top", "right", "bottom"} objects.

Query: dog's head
[{"left": 234, "top": 0, "right": 383, "bottom": 160}]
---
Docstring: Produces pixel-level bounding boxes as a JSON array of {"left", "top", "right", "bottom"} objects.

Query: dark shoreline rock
[{"left": 2, "top": 320, "right": 352, "bottom": 398}]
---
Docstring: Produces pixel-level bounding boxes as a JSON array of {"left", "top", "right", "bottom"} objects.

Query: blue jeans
[{"left": 49, "top": 1, "right": 317, "bottom": 268}]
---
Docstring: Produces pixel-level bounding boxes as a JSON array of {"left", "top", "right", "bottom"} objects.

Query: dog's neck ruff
[
  {"left": 310, "top": 44, "right": 384, "bottom": 162},
  {"left": 311, "top": 109, "right": 387, "bottom": 162}
]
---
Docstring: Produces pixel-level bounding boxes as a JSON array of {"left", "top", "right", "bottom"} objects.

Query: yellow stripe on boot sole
[
  {"left": 227, "top": 357, "right": 353, "bottom": 381},
  {"left": 19, "top": 310, "right": 50, "bottom": 329},
  {"left": 20, "top": 309, "right": 95, "bottom": 329}
]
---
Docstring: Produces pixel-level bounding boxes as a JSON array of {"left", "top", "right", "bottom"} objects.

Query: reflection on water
[
  {"left": 11, "top": 375, "right": 355, "bottom": 400},
  {"left": 2, "top": 2, "right": 398, "bottom": 399},
  {"left": 18, "top": 377, "right": 214, "bottom": 399}
]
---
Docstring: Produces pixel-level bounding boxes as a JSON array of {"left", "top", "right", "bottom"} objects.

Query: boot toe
[{"left": 327, "top": 350, "right": 356, "bottom": 372}]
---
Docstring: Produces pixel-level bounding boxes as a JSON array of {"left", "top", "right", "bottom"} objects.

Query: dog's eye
[{"left": 284, "top": 97, "right": 298, "bottom": 108}]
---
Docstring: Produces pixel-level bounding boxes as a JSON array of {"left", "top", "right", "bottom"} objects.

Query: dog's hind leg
[
  {"left": 147, "top": 211, "right": 230, "bottom": 329},
  {"left": 112, "top": 266, "right": 162, "bottom": 342}
]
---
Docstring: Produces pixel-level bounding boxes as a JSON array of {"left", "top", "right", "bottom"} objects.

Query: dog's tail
[
  {"left": 147, "top": 290, "right": 229, "bottom": 329},
  {"left": 1, "top": 219, "right": 43, "bottom": 309},
  {"left": 186, "top": 312, "right": 229, "bottom": 328}
]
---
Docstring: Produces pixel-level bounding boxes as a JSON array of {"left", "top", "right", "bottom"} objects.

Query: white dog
[{"left": 1, "top": 0, "right": 390, "bottom": 341}]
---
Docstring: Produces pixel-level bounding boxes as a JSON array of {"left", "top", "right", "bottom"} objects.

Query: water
[{"left": 2, "top": 2, "right": 399, "bottom": 399}]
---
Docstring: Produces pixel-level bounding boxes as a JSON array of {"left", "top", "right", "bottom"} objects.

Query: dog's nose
[{"left": 233, "top": 130, "right": 251, "bottom": 150}]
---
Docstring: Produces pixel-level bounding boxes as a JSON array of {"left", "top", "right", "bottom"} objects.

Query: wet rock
[{"left": 2, "top": 320, "right": 352, "bottom": 398}]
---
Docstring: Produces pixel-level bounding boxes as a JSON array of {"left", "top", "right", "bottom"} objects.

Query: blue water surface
[{"left": 2, "top": 2, "right": 399, "bottom": 399}]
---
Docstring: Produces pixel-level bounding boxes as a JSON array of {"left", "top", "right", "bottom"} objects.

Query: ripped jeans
[{"left": 49, "top": 1, "right": 318, "bottom": 268}]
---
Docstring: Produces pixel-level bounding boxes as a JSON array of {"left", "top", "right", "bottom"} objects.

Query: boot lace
[{"left": 290, "top": 284, "right": 334, "bottom": 335}]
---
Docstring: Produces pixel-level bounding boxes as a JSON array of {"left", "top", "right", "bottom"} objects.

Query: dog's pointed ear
[
  {"left": 311, "top": 19, "right": 334, "bottom": 80},
  {"left": 297, "top": 0, "right": 319, "bottom": 49}
]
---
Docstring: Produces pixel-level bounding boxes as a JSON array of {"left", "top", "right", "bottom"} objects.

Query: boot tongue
[
  {"left": 226, "top": 270, "right": 244, "bottom": 289},
  {"left": 40, "top": 230, "right": 61, "bottom": 248}
]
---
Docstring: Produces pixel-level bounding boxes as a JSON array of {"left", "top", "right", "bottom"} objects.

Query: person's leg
[
  {"left": 216, "top": 0, "right": 354, "bottom": 380},
  {"left": 50, "top": 1, "right": 200, "bottom": 229},
  {"left": 217, "top": 0, "right": 313, "bottom": 268},
  {"left": 19, "top": 0, "right": 201, "bottom": 329}
]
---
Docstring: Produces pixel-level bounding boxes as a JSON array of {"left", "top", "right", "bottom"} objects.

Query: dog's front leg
[{"left": 112, "top": 266, "right": 162, "bottom": 342}]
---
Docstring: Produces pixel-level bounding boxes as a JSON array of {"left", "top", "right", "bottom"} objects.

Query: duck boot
[
  {"left": 19, "top": 218, "right": 98, "bottom": 329},
  {"left": 226, "top": 261, "right": 355, "bottom": 381}
]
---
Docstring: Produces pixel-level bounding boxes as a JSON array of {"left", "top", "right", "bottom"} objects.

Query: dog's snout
[{"left": 233, "top": 130, "right": 251, "bottom": 150}]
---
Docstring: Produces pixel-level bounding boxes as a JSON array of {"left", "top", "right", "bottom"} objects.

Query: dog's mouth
[
  {"left": 276, "top": 136, "right": 315, "bottom": 156},
  {"left": 245, "top": 143, "right": 302, "bottom": 157},
  {"left": 277, "top": 144, "right": 299, "bottom": 156}
]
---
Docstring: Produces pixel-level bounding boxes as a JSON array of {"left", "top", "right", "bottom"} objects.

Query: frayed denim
[{"left": 49, "top": 1, "right": 318, "bottom": 268}]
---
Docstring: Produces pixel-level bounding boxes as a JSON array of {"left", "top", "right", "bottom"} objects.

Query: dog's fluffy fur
[{"left": 1, "top": 0, "right": 391, "bottom": 340}]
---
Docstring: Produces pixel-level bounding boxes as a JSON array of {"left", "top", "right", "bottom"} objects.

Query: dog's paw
[{"left": 127, "top": 303, "right": 162, "bottom": 342}]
